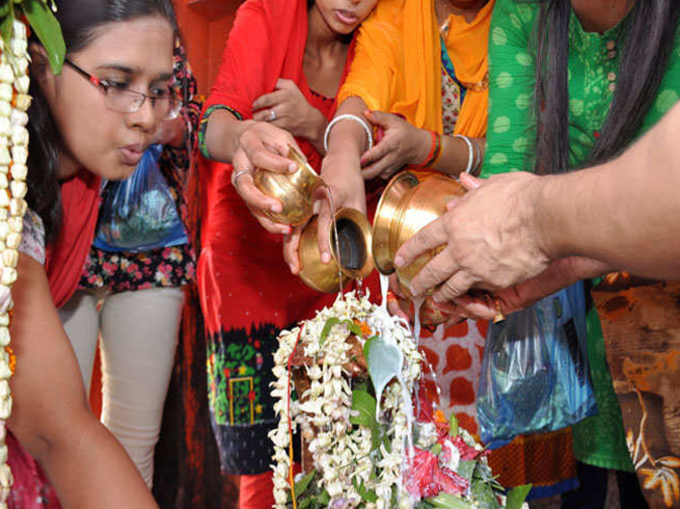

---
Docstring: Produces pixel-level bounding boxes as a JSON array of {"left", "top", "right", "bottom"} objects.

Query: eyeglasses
[{"left": 64, "top": 59, "right": 181, "bottom": 120}]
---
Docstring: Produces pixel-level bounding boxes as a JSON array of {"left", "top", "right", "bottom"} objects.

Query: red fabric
[
  {"left": 201, "top": 0, "right": 323, "bottom": 168},
  {"left": 238, "top": 466, "right": 300, "bottom": 509},
  {"left": 198, "top": 0, "right": 362, "bottom": 336},
  {"left": 45, "top": 170, "right": 101, "bottom": 308}
]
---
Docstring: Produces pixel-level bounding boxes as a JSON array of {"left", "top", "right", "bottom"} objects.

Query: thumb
[
  {"left": 275, "top": 78, "right": 292, "bottom": 90},
  {"left": 459, "top": 172, "right": 485, "bottom": 191},
  {"left": 363, "top": 110, "right": 393, "bottom": 129}
]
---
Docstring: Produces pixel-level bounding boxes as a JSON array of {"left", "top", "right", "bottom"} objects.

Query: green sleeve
[{"left": 481, "top": 0, "right": 539, "bottom": 178}]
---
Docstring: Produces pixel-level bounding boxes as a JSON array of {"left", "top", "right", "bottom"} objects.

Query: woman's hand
[
  {"left": 281, "top": 151, "right": 366, "bottom": 274},
  {"left": 231, "top": 121, "right": 301, "bottom": 235},
  {"left": 360, "top": 110, "right": 430, "bottom": 180},
  {"left": 252, "top": 79, "right": 327, "bottom": 150},
  {"left": 314, "top": 150, "right": 368, "bottom": 266}
]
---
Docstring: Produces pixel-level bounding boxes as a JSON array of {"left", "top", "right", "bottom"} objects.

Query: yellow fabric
[{"left": 339, "top": 0, "right": 494, "bottom": 140}]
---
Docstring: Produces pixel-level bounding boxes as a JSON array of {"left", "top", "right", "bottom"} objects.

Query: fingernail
[
  {"left": 283, "top": 226, "right": 291, "bottom": 235},
  {"left": 289, "top": 264, "right": 296, "bottom": 274},
  {"left": 360, "top": 158, "right": 366, "bottom": 166},
  {"left": 321, "top": 252, "right": 331, "bottom": 264},
  {"left": 394, "top": 255, "right": 405, "bottom": 268},
  {"left": 432, "top": 293, "right": 442, "bottom": 303},
  {"left": 270, "top": 203, "right": 282, "bottom": 213},
  {"left": 289, "top": 163, "right": 298, "bottom": 173}
]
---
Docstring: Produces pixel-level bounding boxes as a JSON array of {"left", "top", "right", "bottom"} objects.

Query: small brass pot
[
  {"left": 372, "top": 171, "right": 466, "bottom": 292},
  {"left": 253, "top": 145, "right": 321, "bottom": 227},
  {"left": 299, "top": 208, "right": 375, "bottom": 293}
]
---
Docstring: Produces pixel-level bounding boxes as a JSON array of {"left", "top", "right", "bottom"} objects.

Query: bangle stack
[
  {"left": 323, "top": 114, "right": 374, "bottom": 153},
  {"left": 454, "top": 134, "right": 483, "bottom": 176},
  {"left": 416, "top": 131, "right": 443, "bottom": 168}
]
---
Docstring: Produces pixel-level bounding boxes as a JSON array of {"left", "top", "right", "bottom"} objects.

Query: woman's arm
[
  {"left": 9, "top": 255, "right": 157, "bottom": 508},
  {"left": 480, "top": 0, "right": 537, "bottom": 178}
]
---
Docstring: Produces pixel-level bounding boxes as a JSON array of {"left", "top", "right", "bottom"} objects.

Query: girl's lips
[
  {"left": 119, "top": 146, "right": 145, "bottom": 166},
  {"left": 335, "top": 9, "right": 358, "bottom": 25}
]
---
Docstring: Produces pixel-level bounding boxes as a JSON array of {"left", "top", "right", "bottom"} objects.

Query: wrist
[
  {"left": 526, "top": 174, "right": 561, "bottom": 263},
  {"left": 410, "top": 128, "right": 434, "bottom": 166},
  {"left": 233, "top": 119, "right": 256, "bottom": 153},
  {"left": 305, "top": 107, "right": 327, "bottom": 147}
]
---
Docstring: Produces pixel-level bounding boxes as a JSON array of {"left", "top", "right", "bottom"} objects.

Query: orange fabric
[
  {"left": 488, "top": 429, "right": 577, "bottom": 490},
  {"left": 338, "top": 0, "right": 492, "bottom": 139}
]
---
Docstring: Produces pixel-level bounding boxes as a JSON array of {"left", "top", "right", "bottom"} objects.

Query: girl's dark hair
[
  {"left": 532, "top": 0, "right": 680, "bottom": 175},
  {"left": 27, "top": 0, "right": 177, "bottom": 240}
]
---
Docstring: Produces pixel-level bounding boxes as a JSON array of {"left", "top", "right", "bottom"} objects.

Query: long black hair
[
  {"left": 532, "top": 0, "right": 680, "bottom": 175},
  {"left": 27, "top": 0, "right": 177, "bottom": 240}
]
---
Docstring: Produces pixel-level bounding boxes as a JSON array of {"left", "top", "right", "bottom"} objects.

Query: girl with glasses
[{"left": 6, "top": 0, "right": 179, "bottom": 507}]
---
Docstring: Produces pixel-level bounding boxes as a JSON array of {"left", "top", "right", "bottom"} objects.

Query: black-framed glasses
[{"left": 64, "top": 59, "right": 181, "bottom": 120}]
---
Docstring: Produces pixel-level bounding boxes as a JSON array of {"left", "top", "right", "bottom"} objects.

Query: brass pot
[
  {"left": 299, "top": 208, "right": 375, "bottom": 293},
  {"left": 372, "top": 171, "right": 466, "bottom": 291},
  {"left": 253, "top": 145, "right": 322, "bottom": 226}
]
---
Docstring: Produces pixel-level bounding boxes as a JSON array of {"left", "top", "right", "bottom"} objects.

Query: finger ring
[
  {"left": 231, "top": 169, "right": 252, "bottom": 188},
  {"left": 386, "top": 290, "right": 399, "bottom": 303},
  {"left": 269, "top": 109, "right": 277, "bottom": 122}
]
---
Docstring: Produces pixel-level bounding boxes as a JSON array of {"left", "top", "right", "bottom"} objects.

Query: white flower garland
[
  {"left": 270, "top": 292, "right": 423, "bottom": 509},
  {"left": 0, "top": 19, "right": 31, "bottom": 509}
]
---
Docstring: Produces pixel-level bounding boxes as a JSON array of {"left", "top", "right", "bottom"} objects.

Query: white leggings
[{"left": 59, "top": 286, "right": 184, "bottom": 488}]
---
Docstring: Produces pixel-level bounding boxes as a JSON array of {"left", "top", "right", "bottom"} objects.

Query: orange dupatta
[{"left": 338, "top": 0, "right": 494, "bottom": 139}]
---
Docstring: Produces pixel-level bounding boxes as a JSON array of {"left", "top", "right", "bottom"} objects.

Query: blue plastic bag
[
  {"left": 476, "top": 282, "right": 597, "bottom": 447},
  {"left": 93, "top": 144, "right": 188, "bottom": 252}
]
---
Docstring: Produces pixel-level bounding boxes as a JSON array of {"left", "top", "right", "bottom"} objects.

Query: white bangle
[
  {"left": 454, "top": 134, "right": 474, "bottom": 174},
  {"left": 323, "top": 114, "right": 374, "bottom": 153}
]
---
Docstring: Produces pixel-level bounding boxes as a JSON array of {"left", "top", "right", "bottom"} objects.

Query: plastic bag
[
  {"left": 476, "top": 282, "right": 597, "bottom": 447},
  {"left": 93, "top": 144, "right": 188, "bottom": 252}
]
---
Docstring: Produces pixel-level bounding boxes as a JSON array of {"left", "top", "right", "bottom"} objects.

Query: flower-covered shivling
[
  {"left": 0, "top": 1, "right": 64, "bottom": 506},
  {"left": 270, "top": 289, "right": 531, "bottom": 509},
  {"left": 0, "top": 17, "right": 32, "bottom": 508}
]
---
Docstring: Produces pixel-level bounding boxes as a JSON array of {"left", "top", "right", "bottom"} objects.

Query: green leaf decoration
[
  {"left": 365, "top": 336, "right": 403, "bottom": 417},
  {"left": 471, "top": 476, "right": 502, "bottom": 509},
  {"left": 353, "top": 478, "right": 378, "bottom": 503},
  {"left": 21, "top": 0, "right": 66, "bottom": 74},
  {"left": 294, "top": 471, "right": 316, "bottom": 500},
  {"left": 0, "top": 3, "right": 14, "bottom": 46},
  {"left": 344, "top": 319, "right": 363, "bottom": 338},
  {"left": 319, "top": 317, "right": 341, "bottom": 347},
  {"left": 457, "top": 460, "right": 476, "bottom": 483},
  {"left": 350, "top": 389, "right": 382, "bottom": 450},
  {"left": 350, "top": 389, "right": 377, "bottom": 429},
  {"left": 317, "top": 490, "right": 330, "bottom": 505},
  {"left": 426, "top": 492, "right": 474, "bottom": 509},
  {"left": 449, "top": 413, "right": 459, "bottom": 438},
  {"left": 506, "top": 484, "right": 532, "bottom": 509}
]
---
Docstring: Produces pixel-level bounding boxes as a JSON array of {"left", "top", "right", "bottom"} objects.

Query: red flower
[
  {"left": 405, "top": 448, "right": 469, "bottom": 498},
  {"left": 247, "top": 390, "right": 256, "bottom": 402},
  {"left": 223, "top": 367, "right": 231, "bottom": 378}
]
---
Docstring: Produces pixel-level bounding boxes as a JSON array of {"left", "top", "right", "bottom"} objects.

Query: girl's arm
[{"left": 9, "top": 255, "right": 158, "bottom": 509}]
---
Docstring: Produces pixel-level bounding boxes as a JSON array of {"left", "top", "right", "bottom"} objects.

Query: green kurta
[{"left": 482, "top": 0, "right": 680, "bottom": 472}]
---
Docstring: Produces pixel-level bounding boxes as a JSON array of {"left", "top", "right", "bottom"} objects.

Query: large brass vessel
[
  {"left": 373, "top": 171, "right": 466, "bottom": 289},
  {"left": 299, "top": 208, "right": 375, "bottom": 293}
]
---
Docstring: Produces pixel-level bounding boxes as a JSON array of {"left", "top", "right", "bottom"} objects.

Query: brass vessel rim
[
  {"left": 372, "top": 171, "right": 420, "bottom": 275},
  {"left": 331, "top": 207, "right": 375, "bottom": 280},
  {"left": 287, "top": 144, "right": 320, "bottom": 178}
]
